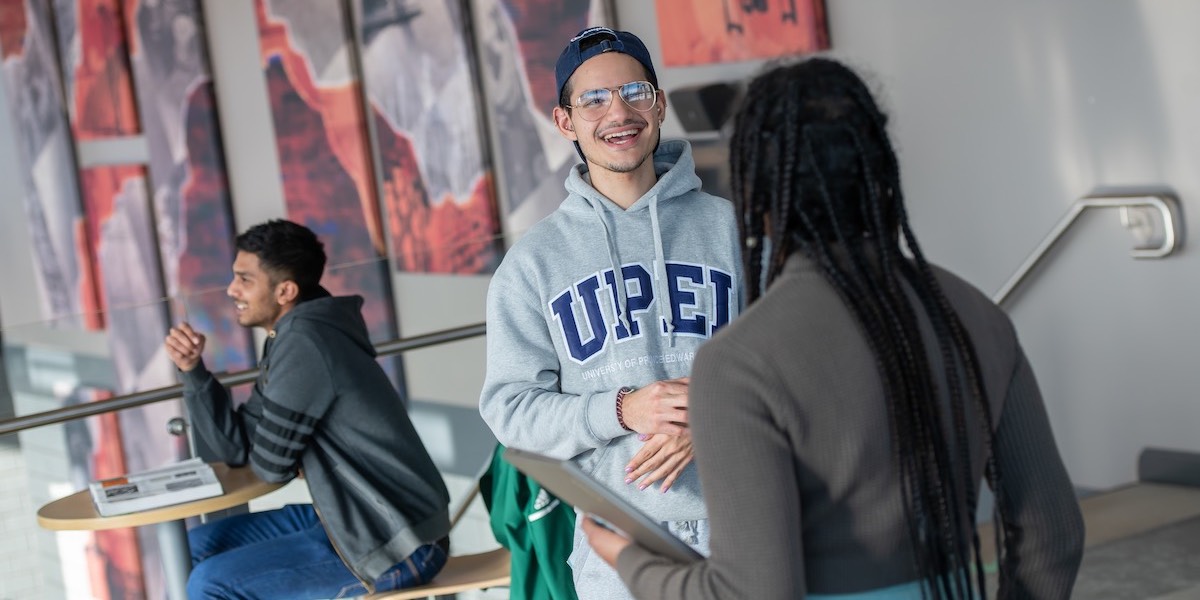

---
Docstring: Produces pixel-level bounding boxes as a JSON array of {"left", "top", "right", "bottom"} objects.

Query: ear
[
  {"left": 656, "top": 91, "right": 668, "bottom": 124},
  {"left": 553, "top": 106, "right": 578, "bottom": 140},
  {"left": 275, "top": 280, "right": 300, "bottom": 306}
]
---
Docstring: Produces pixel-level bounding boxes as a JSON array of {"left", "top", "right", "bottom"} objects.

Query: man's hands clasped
[
  {"left": 618, "top": 377, "right": 689, "bottom": 436},
  {"left": 619, "top": 377, "right": 693, "bottom": 493}
]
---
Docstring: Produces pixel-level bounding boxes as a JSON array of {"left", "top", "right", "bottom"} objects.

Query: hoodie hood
[
  {"left": 562, "top": 139, "right": 702, "bottom": 346},
  {"left": 273, "top": 288, "right": 376, "bottom": 357},
  {"left": 563, "top": 139, "right": 702, "bottom": 214}
]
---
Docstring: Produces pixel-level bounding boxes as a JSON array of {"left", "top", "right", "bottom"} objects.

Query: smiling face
[
  {"left": 554, "top": 52, "right": 665, "bottom": 177},
  {"left": 227, "top": 251, "right": 294, "bottom": 330}
]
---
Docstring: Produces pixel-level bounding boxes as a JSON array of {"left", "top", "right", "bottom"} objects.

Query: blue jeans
[{"left": 187, "top": 504, "right": 447, "bottom": 599}]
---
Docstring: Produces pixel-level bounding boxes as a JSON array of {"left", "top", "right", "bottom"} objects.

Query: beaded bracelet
[{"left": 615, "top": 386, "right": 636, "bottom": 431}]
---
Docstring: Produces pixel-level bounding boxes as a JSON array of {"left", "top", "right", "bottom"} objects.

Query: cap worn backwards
[{"left": 554, "top": 27, "right": 658, "bottom": 106}]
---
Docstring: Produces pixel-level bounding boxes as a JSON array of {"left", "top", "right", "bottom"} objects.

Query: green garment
[{"left": 481, "top": 445, "right": 579, "bottom": 600}]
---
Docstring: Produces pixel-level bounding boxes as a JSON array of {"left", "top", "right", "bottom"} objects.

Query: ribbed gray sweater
[{"left": 615, "top": 252, "right": 1084, "bottom": 599}]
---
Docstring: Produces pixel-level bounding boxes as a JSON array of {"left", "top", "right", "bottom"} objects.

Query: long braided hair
[{"left": 730, "top": 58, "right": 1011, "bottom": 599}]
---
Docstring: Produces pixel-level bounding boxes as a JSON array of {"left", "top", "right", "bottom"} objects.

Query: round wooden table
[{"left": 38, "top": 463, "right": 284, "bottom": 599}]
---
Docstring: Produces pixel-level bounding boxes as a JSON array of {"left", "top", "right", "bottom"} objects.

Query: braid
[
  {"left": 771, "top": 77, "right": 801, "bottom": 285},
  {"left": 852, "top": 113, "right": 977, "bottom": 598},
  {"left": 901, "top": 213, "right": 1011, "bottom": 590},
  {"left": 732, "top": 76, "right": 778, "bottom": 303},
  {"left": 865, "top": 81, "right": 1010, "bottom": 586},
  {"left": 732, "top": 58, "right": 1011, "bottom": 599},
  {"left": 849, "top": 88, "right": 995, "bottom": 596},
  {"left": 805, "top": 103, "right": 961, "bottom": 600}
]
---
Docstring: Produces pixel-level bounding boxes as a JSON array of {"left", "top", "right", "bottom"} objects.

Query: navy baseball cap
[{"left": 555, "top": 27, "right": 658, "bottom": 106}]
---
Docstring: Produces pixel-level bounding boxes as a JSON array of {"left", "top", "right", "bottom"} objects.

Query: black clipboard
[{"left": 503, "top": 447, "right": 703, "bottom": 563}]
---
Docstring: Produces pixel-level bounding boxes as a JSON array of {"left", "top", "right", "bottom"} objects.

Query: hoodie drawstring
[
  {"left": 649, "top": 196, "right": 675, "bottom": 347},
  {"left": 591, "top": 195, "right": 675, "bottom": 346},
  {"left": 592, "top": 200, "right": 633, "bottom": 334}
]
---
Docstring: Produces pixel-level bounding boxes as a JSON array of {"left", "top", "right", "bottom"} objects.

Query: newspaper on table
[{"left": 89, "top": 457, "right": 224, "bottom": 517}]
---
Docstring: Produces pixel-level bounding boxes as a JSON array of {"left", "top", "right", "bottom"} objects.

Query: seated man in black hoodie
[{"left": 164, "top": 219, "right": 450, "bottom": 599}]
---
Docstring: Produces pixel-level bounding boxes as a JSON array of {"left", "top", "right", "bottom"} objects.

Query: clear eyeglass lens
[
  {"left": 620, "top": 82, "right": 656, "bottom": 110},
  {"left": 575, "top": 81, "right": 656, "bottom": 120},
  {"left": 577, "top": 89, "right": 611, "bottom": 112}
]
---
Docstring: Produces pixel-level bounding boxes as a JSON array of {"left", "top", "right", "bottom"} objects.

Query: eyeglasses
[{"left": 567, "top": 80, "right": 659, "bottom": 122}]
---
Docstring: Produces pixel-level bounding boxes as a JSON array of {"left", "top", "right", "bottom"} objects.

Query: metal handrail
[
  {"left": 992, "top": 191, "right": 1182, "bottom": 307},
  {"left": 0, "top": 322, "right": 486, "bottom": 436}
]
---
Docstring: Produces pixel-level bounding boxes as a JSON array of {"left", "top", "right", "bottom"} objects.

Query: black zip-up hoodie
[{"left": 180, "top": 290, "right": 450, "bottom": 591}]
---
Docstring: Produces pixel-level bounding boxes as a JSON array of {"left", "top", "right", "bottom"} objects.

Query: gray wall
[
  {"left": 830, "top": 1, "right": 1199, "bottom": 490},
  {"left": 617, "top": 0, "right": 1200, "bottom": 489},
  {"left": 3, "top": 1, "right": 1198, "bottom": 492}
]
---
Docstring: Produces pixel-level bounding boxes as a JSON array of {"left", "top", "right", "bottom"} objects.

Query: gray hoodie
[{"left": 481, "top": 139, "right": 742, "bottom": 547}]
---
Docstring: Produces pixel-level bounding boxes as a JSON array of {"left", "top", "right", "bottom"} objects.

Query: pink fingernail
[
  {"left": 625, "top": 466, "right": 633, "bottom": 473},
  {"left": 625, "top": 477, "right": 633, "bottom": 484},
  {"left": 638, "top": 484, "right": 648, "bottom": 491}
]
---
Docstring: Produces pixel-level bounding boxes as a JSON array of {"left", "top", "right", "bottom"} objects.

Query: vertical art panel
[
  {"left": 77, "top": 163, "right": 175, "bottom": 396},
  {"left": 471, "top": 0, "right": 604, "bottom": 237},
  {"left": 0, "top": 0, "right": 97, "bottom": 329},
  {"left": 78, "top": 163, "right": 179, "bottom": 600},
  {"left": 254, "top": 0, "right": 404, "bottom": 383},
  {"left": 2, "top": 3, "right": 169, "bottom": 597},
  {"left": 356, "top": 0, "right": 502, "bottom": 274},
  {"left": 54, "top": 0, "right": 141, "bottom": 138},
  {"left": 61, "top": 0, "right": 179, "bottom": 472},
  {"left": 121, "top": 0, "right": 253, "bottom": 377},
  {"left": 57, "top": 0, "right": 170, "bottom": 419},
  {"left": 654, "top": 0, "right": 829, "bottom": 67}
]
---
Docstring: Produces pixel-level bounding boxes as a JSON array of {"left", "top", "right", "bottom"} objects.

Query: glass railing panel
[{"left": 2, "top": 295, "right": 189, "bottom": 599}]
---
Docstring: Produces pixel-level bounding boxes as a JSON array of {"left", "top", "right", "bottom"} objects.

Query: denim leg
[
  {"left": 369, "top": 543, "right": 449, "bottom": 594},
  {"left": 189, "top": 503, "right": 321, "bottom": 564},
  {"left": 186, "top": 505, "right": 450, "bottom": 599},
  {"left": 187, "top": 512, "right": 362, "bottom": 600}
]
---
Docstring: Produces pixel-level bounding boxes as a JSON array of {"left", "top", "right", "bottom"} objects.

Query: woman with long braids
[{"left": 584, "top": 58, "right": 1084, "bottom": 599}]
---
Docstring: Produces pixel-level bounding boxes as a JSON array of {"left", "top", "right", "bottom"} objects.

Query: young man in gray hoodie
[
  {"left": 164, "top": 220, "right": 451, "bottom": 599},
  {"left": 480, "top": 27, "right": 742, "bottom": 600}
]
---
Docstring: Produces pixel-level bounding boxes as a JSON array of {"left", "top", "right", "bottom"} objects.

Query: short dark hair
[{"left": 235, "top": 219, "right": 326, "bottom": 295}]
